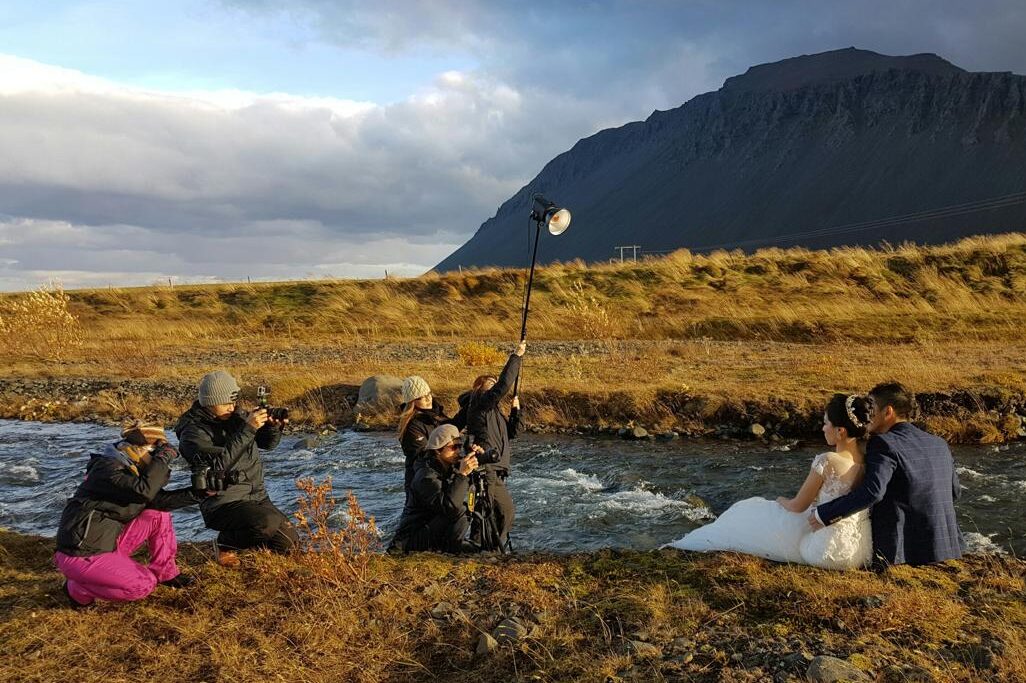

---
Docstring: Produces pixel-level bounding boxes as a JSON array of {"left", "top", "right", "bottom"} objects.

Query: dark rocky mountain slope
[{"left": 436, "top": 48, "right": 1026, "bottom": 271}]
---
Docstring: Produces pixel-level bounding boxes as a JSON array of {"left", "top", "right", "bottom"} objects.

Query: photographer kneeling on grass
[
  {"left": 54, "top": 422, "right": 202, "bottom": 607},
  {"left": 175, "top": 370, "right": 298, "bottom": 567},
  {"left": 389, "top": 424, "right": 484, "bottom": 553}
]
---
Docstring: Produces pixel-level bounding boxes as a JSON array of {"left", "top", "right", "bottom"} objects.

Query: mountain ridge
[{"left": 436, "top": 48, "right": 1026, "bottom": 271}]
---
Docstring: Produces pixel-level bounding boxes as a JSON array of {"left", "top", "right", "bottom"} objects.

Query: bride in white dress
[{"left": 668, "top": 394, "right": 873, "bottom": 570}]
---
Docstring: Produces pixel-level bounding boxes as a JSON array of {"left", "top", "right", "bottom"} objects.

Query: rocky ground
[{"left": 2, "top": 368, "right": 1025, "bottom": 447}]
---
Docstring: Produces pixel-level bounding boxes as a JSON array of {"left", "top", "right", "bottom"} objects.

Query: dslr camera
[
  {"left": 463, "top": 434, "right": 501, "bottom": 467},
  {"left": 257, "top": 386, "right": 290, "bottom": 422}
]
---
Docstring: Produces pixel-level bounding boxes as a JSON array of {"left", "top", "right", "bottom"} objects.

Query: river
[{"left": 1, "top": 420, "right": 1021, "bottom": 555}]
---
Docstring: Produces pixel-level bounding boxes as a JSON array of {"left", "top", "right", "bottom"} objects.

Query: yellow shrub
[
  {"left": 456, "top": 341, "right": 507, "bottom": 366},
  {"left": 0, "top": 282, "right": 83, "bottom": 361}
]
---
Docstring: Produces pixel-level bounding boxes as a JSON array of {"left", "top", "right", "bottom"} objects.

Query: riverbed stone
[
  {"left": 355, "top": 375, "right": 404, "bottom": 412},
  {"left": 293, "top": 436, "right": 321, "bottom": 450},
  {"left": 748, "top": 423, "right": 767, "bottom": 437},
  {"left": 806, "top": 655, "right": 871, "bottom": 682}
]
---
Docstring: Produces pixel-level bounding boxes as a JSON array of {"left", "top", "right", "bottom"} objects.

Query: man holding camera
[
  {"left": 175, "top": 370, "right": 298, "bottom": 566},
  {"left": 389, "top": 424, "right": 484, "bottom": 553}
]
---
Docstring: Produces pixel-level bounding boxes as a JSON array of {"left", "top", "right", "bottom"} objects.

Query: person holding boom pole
[{"left": 452, "top": 194, "right": 571, "bottom": 552}]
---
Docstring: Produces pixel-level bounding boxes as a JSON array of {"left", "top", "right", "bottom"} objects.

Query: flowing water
[{"left": 1, "top": 419, "right": 1023, "bottom": 555}]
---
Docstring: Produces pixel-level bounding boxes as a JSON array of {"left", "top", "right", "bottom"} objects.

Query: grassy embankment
[
  {"left": 1, "top": 526, "right": 1024, "bottom": 682},
  {"left": 2, "top": 233, "right": 1026, "bottom": 441}
]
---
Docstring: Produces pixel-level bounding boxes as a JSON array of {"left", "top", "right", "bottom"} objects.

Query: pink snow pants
[{"left": 54, "top": 509, "right": 180, "bottom": 605}]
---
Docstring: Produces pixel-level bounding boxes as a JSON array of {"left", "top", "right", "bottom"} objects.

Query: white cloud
[
  {"left": 4, "top": 1, "right": 1024, "bottom": 290},
  {"left": 0, "top": 53, "right": 614, "bottom": 290},
  {"left": 0, "top": 217, "right": 460, "bottom": 289}
]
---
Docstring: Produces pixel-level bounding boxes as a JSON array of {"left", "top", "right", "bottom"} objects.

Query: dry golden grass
[
  {"left": 2, "top": 234, "right": 1026, "bottom": 440},
  {"left": 1, "top": 526, "right": 1024, "bottom": 682},
  {"left": 455, "top": 341, "right": 508, "bottom": 367},
  {"left": 0, "top": 281, "right": 82, "bottom": 361}
]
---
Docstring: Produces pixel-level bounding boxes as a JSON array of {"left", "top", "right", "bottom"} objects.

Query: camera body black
[
  {"left": 189, "top": 445, "right": 238, "bottom": 492},
  {"left": 190, "top": 466, "right": 238, "bottom": 492},
  {"left": 462, "top": 435, "right": 501, "bottom": 467},
  {"left": 257, "top": 386, "right": 289, "bottom": 422}
]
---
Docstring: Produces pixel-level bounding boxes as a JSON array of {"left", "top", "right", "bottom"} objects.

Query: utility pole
[{"left": 613, "top": 245, "right": 641, "bottom": 262}]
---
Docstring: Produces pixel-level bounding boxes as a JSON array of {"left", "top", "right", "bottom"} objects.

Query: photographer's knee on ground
[{"left": 175, "top": 370, "right": 296, "bottom": 562}]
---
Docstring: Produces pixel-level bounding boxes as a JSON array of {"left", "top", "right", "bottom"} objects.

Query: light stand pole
[
  {"left": 519, "top": 217, "right": 543, "bottom": 343},
  {"left": 513, "top": 194, "right": 571, "bottom": 396}
]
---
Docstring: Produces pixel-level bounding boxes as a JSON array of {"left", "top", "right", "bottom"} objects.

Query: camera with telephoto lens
[
  {"left": 257, "top": 386, "right": 290, "bottom": 422},
  {"left": 462, "top": 435, "right": 501, "bottom": 466}
]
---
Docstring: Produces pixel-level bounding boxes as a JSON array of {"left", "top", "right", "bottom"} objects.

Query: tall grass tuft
[{"left": 0, "top": 281, "right": 83, "bottom": 361}]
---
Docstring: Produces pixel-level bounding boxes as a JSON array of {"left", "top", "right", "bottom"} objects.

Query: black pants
[
  {"left": 391, "top": 513, "right": 471, "bottom": 554},
  {"left": 206, "top": 498, "right": 299, "bottom": 554},
  {"left": 470, "top": 470, "right": 514, "bottom": 550}
]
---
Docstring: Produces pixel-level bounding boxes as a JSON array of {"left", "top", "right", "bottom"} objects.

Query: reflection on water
[{"left": 1, "top": 420, "right": 1023, "bottom": 554}]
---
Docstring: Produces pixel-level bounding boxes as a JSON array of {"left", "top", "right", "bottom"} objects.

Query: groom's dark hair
[{"left": 869, "top": 382, "right": 915, "bottom": 418}]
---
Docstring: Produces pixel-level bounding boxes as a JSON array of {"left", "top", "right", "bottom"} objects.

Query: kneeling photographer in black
[
  {"left": 390, "top": 424, "right": 483, "bottom": 553},
  {"left": 175, "top": 371, "right": 298, "bottom": 566}
]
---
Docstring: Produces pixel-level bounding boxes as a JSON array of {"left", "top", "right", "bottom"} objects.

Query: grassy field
[
  {"left": 2, "top": 233, "right": 1026, "bottom": 441},
  {"left": 1, "top": 525, "right": 1024, "bottom": 682}
]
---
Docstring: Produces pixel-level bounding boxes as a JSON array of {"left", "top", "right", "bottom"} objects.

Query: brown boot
[
  {"left": 217, "top": 551, "right": 241, "bottom": 568},
  {"left": 213, "top": 539, "right": 241, "bottom": 568}
]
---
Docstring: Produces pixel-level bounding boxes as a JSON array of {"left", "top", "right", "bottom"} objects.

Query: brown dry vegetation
[
  {"left": 2, "top": 234, "right": 1026, "bottom": 440},
  {"left": 1, "top": 527, "right": 1024, "bottom": 682}
]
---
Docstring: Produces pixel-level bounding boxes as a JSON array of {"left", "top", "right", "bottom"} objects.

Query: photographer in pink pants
[{"left": 54, "top": 422, "right": 202, "bottom": 606}]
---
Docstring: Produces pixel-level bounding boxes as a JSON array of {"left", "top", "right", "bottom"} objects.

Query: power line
[{"left": 642, "top": 190, "right": 1026, "bottom": 254}]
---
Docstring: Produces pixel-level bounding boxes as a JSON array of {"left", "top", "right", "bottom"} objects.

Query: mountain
[{"left": 435, "top": 48, "right": 1026, "bottom": 271}]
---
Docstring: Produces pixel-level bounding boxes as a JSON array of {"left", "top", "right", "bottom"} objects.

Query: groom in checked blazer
[{"left": 811, "top": 382, "right": 963, "bottom": 567}]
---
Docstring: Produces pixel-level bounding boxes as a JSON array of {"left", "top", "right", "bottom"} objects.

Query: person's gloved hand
[{"left": 151, "top": 441, "right": 179, "bottom": 462}]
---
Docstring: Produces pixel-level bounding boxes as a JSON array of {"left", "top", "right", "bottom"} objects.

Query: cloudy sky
[{"left": 1, "top": 0, "right": 1024, "bottom": 290}]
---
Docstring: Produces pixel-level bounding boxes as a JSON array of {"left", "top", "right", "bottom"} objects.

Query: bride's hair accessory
[{"left": 845, "top": 394, "right": 864, "bottom": 428}]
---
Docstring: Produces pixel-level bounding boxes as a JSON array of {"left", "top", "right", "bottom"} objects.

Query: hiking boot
[
  {"left": 218, "top": 551, "right": 241, "bottom": 568},
  {"left": 159, "top": 573, "right": 196, "bottom": 589},
  {"left": 212, "top": 538, "right": 241, "bottom": 568}
]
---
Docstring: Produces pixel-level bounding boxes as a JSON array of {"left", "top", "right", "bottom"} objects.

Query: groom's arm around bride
[{"left": 809, "top": 382, "right": 962, "bottom": 568}]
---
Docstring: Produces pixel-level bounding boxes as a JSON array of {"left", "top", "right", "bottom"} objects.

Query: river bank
[
  {"left": 1, "top": 528, "right": 1023, "bottom": 682},
  {"left": 4, "top": 235, "right": 1026, "bottom": 444},
  {"left": 2, "top": 368, "right": 1026, "bottom": 445}
]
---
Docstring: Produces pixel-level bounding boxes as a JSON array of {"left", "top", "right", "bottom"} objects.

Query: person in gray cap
[
  {"left": 174, "top": 370, "right": 297, "bottom": 566},
  {"left": 389, "top": 424, "right": 483, "bottom": 553}
]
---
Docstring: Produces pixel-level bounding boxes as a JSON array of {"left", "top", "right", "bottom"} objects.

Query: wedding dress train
[{"left": 668, "top": 452, "right": 872, "bottom": 570}]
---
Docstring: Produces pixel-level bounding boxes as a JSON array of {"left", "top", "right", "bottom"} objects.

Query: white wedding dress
[{"left": 667, "top": 452, "right": 872, "bottom": 570}]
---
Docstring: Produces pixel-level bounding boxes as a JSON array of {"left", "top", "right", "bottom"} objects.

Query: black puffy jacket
[
  {"left": 392, "top": 452, "right": 470, "bottom": 543},
  {"left": 399, "top": 401, "right": 451, "bottom": 491},
  {"left": 55, "top": 446, "right": 198, "bottom": 557},
  {"left": 174, "top": 402, "right": 281, "bottom": 523},
  {"left": 453, "top": 354, "right": 522, "bottom": 471}
]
